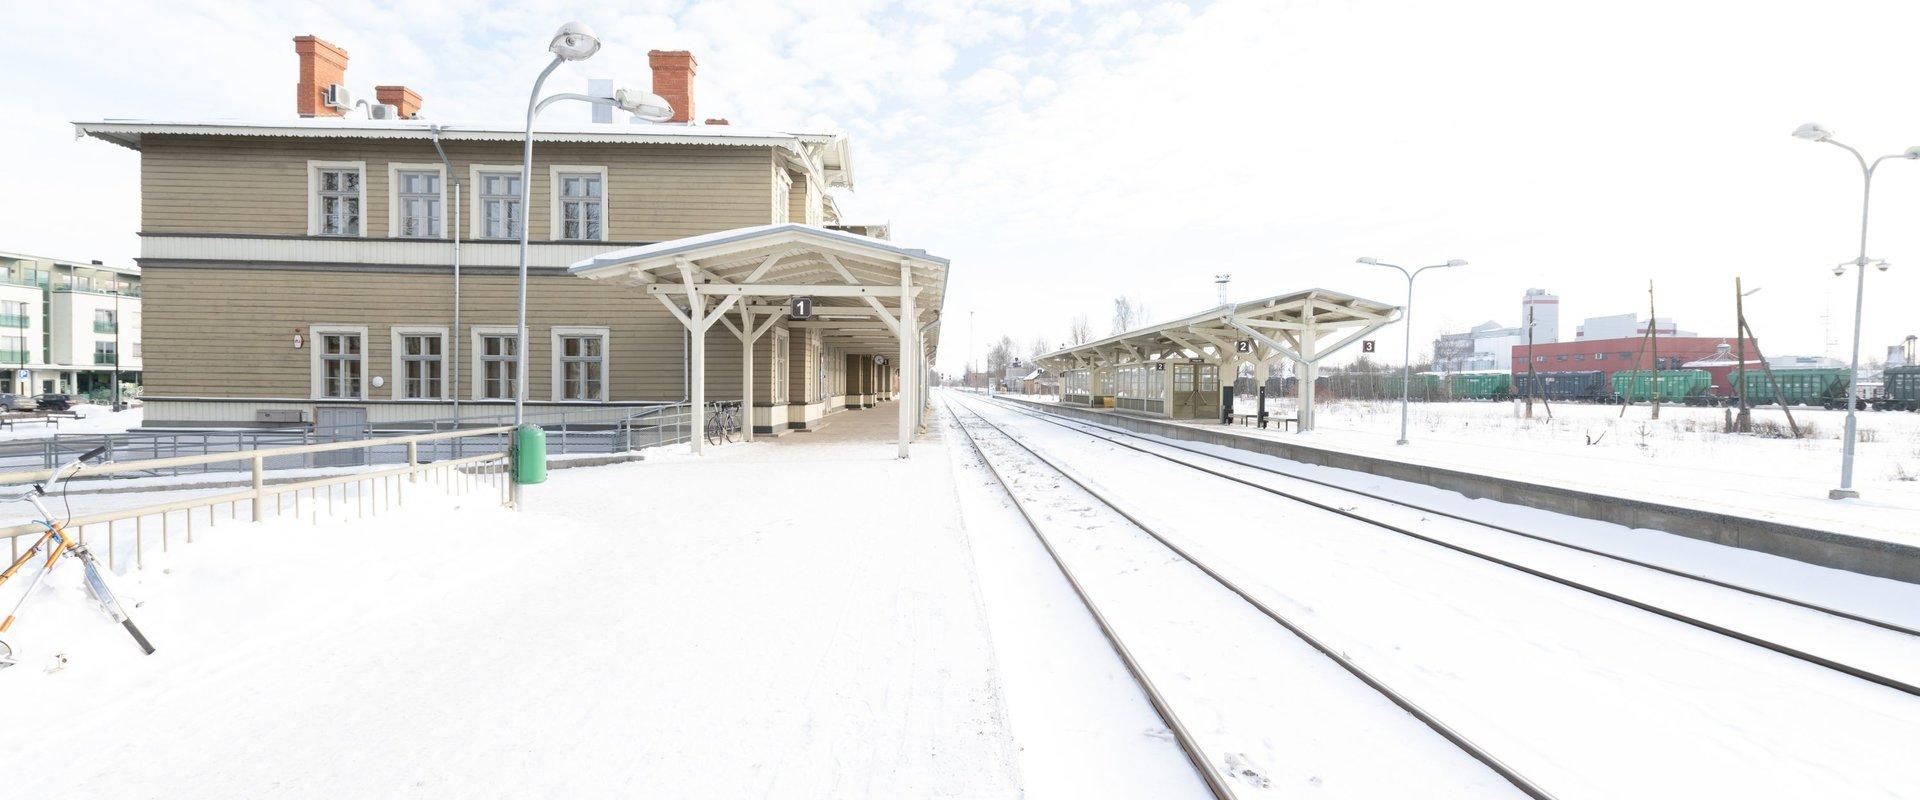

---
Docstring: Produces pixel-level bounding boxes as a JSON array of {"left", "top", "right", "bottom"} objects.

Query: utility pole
[
  {"left": 111, "top": 289, "right": 122, "bottom": 412},
  {"left": 1524, "top": 306, "right": 1536, "bottom": 419},
  {"left": 1735, "top": 278, "right": 1752, "bottom": 433},
  {"left": 1649, "top": 281, "right": 1660, "bottom": 420}
]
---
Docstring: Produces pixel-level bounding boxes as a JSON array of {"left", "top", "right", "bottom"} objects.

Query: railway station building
[
  {"left": 1037, "top": 289, "right": 1398, "bottom": 430},
  {"left": 74, "top": 36, "right": 944, "bottom": 455}
]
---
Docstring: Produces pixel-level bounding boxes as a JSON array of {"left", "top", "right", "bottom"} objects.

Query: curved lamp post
[
  {"left": 514, "top": 22, "right": 675, "bottom": 427},
  {"left": 1358, "top": 256, "right": 1467, "bottom": 445},
  {"left": 1791, "top": 123, "right": 1919, "bottom": 499}
]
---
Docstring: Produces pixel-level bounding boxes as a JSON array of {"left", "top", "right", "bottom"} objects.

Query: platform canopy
[
  {"left": 1035, "top": 288, "right": 1400, "bottom": 430},
  {"left": 571, "top": 223, "right": 948, "bottom": 457}
]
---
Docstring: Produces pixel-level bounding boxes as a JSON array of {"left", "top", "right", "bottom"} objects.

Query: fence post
[
  {"left": 251, "top": 454, "right": 264, "bottom": 522},
  {"left": 407, "top": 440, "right": 419, "bottom": 483}
]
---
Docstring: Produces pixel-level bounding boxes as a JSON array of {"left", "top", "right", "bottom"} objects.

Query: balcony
[
  {"left": 0, "top": 350, "right": 28, "bottom": 364},
  {"left": 94, "top": 321, "right": 118, "bottom": 334},
  {"left": 0, "top": 314, "right": 28, "bottom": 328},
  {"left": 94, "top": 352, "right": 119, "bottom": 365}
]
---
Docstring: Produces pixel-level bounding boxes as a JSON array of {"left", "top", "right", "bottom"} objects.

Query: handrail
[{"left": 0, "top": 424, "right": 514, "bottom": 486}]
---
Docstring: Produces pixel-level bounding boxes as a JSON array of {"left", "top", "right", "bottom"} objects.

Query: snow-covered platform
[
  {"left": 996, "top": 395, "right": 1920, "bottom": 583},
  {"left": 0, "top": 404, "right": 1195, "bottom": 799}
]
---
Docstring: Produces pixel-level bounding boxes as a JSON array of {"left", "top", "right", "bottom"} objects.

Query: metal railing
[{"left": 1, "top": 425, "right": 515, "bottom": 573}]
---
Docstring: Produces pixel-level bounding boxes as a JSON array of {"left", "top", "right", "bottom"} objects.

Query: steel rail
[
  {"left": 972, "top": 394, "right": 1920, "bottom": 697},
  {"left": 944, "top": 396, "right": 1557, "bottom": 800},
  {"left": 940, "top": 400, "right": 1237, "bottom": 800},
  {"left": 984, "top": 395, "right": 1920, "bottom": 638}
]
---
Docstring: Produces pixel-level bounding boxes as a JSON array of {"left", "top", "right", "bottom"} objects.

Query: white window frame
[
  {"left": 387, "top": 162, "right": 448, "bottom": 239},
  {"left": 773, "top": 169, "right": 792, "bottom": 224},
  {"left": 306, "top": 161, "right": 367, "bottom": 237},
  {"left": 549, "top": 326, "right": 610, "bottom": 402},
  {"left": 471, "top": 325, "right": 521, "bottom": 401},
  {"left": 469, "top": 165, "right": 525, "bottom": 241},
  {"left": 769, "top": 328, "right": 789, "bottom": 405},
  {"left": 308, "top": 324, "right": 369, "bottom": 400},
  {"left": 547, "top": 165, "right": 610, "bottom": 242},
  {"left": 389, "top": 325, "right": 451, "bottom": 400}
]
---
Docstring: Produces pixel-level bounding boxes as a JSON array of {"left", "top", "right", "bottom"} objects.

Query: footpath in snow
[{"left": 0, "top": 403, "right": 1195, "bottom": 799}]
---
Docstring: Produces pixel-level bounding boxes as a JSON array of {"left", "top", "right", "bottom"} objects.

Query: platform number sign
[
  {"left": 1362, "top": 340, "right": 1376, "bottom": 353},
  {"left": 1235, "top": 339, "right": 1252, "bottom": 354},
  {"left": 789, "top": 296, "right": 814, "bottom": 319}
]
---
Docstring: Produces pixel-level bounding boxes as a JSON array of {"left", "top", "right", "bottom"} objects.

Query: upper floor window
[
  {"left": 774, "top": 173, "right": 792, "bottom": 224},
  {"left": 551, "top": 167, "right": 607, "bottom": 241},
  {"left": 0, "top": 301, "right": 27, "bottom": 327},
  {"left": 94, "top": 309, "right": 116, "bottom": 333},
  {"left": 310, "top": 163, "right": 365, "bottom": 237},
  {"left": 394, "top": 168, "right": 443, "bottom": 238},
  {"left": 477, "top": 171, "right": 522, "bottom": 240},
  {"left": 93, "top": 341, "right": 117, "bottom": 365}
]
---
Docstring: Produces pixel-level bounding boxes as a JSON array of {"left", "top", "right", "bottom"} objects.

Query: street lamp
[
  {"left": 513, "top": 22, "right": 673, "bottom": 429},
  {"left": 1792, "top": 123, "right": 1920, "bottom": 499},
  {"left": 1358, "top": 256, "right": 1467, "bottom": 445}
]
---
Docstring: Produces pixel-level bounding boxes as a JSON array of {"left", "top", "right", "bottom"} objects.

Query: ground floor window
[
  {"left": 475, "top": 329, "right": 518, "bottom": 400},
  {"left": 310, "top": 326, "right": 367, "bottom": 399},
  {"left": 393, "top": 327, "right": 447, "bottom": 400},
  {"left": 550, "top": 327, "right": 608, "bottom": 402}
]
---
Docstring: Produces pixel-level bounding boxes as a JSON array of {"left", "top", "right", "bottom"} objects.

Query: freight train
[{"left": 1275, "top": 364, "right": 1919, "bottom": 410}]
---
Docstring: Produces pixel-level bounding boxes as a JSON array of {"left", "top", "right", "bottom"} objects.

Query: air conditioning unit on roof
[
  {"left": 367, "top": 103, "right": 400, "bottom": 120},
  {"left": 323, "top": 84, "right": 352, "bottom": 110}
]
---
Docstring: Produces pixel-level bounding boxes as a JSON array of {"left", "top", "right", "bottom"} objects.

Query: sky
[{"left": 5, "top": 0, "right": 1920, "bottom": 376}]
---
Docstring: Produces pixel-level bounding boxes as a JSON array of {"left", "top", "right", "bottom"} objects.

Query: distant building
[
  {"left": 1514, "top": 336, "right": 1754, "bottom": 382},
  {"left": 1432, "top": 289, "right": 1556, "bottom": 372},
  {"left": 1575, "top": 313, "right": 1695, "bottom": 340},
  {"left": 1768, "top": 355, "right": 1845, "bottom": 370},
  {"left": 0, "top": 250, "right": 144, "bottom": 398}
]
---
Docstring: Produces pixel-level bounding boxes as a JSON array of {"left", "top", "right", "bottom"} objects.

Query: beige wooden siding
[
  {"left": 786, "top": 169, "right": 810, "bottom": 226},
  {"left": 141, "top": 264, "right": 758, "bottom": 402},
  {"left": 141, "top": 135, "right": 778, "bottom": 241}
]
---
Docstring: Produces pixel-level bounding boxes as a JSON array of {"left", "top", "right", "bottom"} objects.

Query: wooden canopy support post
[{"left": 898, "top": 261, "right": 916, "bottom": 458}]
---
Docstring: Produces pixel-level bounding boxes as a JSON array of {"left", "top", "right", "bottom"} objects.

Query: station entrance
[{"left": 1169, "top": 363, "right": 1220, "bottom": 418}]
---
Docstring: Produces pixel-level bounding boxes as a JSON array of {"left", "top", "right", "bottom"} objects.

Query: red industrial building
[{"left": 1511, "top": 336, "right": 1759, "bottom": 395}]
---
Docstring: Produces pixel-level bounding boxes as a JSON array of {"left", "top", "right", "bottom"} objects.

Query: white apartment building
[
  {"left": 1575, "top": 313, "right": 1695, "bottom": 340},
  {"left": 1432, "top": 288, "right": 1559, "bottom": 371},
  {"left": 0, "top": 250, "right": 143, "bottom": 399}
]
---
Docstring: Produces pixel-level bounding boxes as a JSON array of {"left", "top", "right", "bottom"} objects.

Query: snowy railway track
[
  {"left": 941, "top": 397, "right": 1551, "bottom": 800},
  {"left": 973, "top": 393, "right": 1920, "bottom": 697}
]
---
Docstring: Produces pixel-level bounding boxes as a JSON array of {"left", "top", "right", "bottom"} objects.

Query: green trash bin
[{"left": 513, "top": 424, "right": 548, "bottom": 485}]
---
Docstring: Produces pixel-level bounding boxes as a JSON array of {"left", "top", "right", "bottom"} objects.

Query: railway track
[
  {"left": 971, "top": 393, "right": 1920, "bottom": 697},
  {"left": 941, "top": 396, "right": 1553, "bottom": 800}
]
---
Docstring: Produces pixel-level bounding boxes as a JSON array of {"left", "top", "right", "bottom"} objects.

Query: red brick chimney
[
  {"left": 375, "top": 85, "right": 422, "bottom": 119},
  {"left": 294, "top": 36, "right": 349, "bottom": 118},
  {"left": 649, "top": 50, "right": 697, "bottom": 123}
]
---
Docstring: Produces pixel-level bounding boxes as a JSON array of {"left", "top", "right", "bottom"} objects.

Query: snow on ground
[
  {"left": 956, "top": 392, "right": 1920, "bottom": 799},
  {"left": 0, "top": 403, "right": 143, "bottom": 441},
  {"left": 1198, "top": 397, "right": 1920, "bottom": 541},
  {"left": 0, "top": 405, "right": 1047, "bottom": 799}
]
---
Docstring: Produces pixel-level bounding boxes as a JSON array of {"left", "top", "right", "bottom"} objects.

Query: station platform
[{"left": 768, "top": 400, "right": 904, "bottom": 446}]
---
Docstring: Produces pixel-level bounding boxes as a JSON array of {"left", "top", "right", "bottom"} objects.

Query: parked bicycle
[
  {"left": 704, "top": 402, "right": 742, "bottom": 447},
  {"left": 0, "top": 446, "right": 154, "bottom": 669}
]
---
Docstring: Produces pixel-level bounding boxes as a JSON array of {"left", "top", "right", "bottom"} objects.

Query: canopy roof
[
  {"left": 569, "top": 223, "right": 947, "bottom": 357},
  {"left": 1039, "top": 288, "right": 1399, "bottom": 370}
]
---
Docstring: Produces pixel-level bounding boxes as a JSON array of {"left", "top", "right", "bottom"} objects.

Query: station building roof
[{"left": 1038, "top": 288, "right": 1400, "bottom": 370}]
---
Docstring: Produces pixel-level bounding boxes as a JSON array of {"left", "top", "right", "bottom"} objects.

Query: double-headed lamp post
[
  {"left": 1791, "top": 123, "right": 1919, "bottom": 500},
  {"left": 513, "top": 22, "right": 675, "bottom": 428},
  {"left": 1358, "top": 257, "right": 1467, "bottom": 445}
]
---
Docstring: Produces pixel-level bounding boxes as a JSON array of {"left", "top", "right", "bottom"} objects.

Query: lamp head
[
  {"left": 1792, "top": 122, "right": 1832, "bottom": 142},
  {"left": 615, "top": 88, "right": 674, "bottom": 122},
  {"left": 1444, "top": 259, "right": 1468, "bottom": 267},
  {"left": 1906, "top": 147, "right": 1920, "bottom": 159},
  {"left": 549, "top": 22, "right": 602, "bottom": 61},
  {"left": 1357, "top": 256, "right": 1379, "bottom": 265},
  {"left": 1833, "top": 263, "right": 1848, "bottom": 277},
  {"left": 1875, "top": 259, "right": 1892, "bottom": 272}
]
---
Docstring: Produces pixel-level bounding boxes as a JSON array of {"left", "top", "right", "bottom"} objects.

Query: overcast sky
[{"left": 5, "top": 0, "right": 1920, "bottom": 375}]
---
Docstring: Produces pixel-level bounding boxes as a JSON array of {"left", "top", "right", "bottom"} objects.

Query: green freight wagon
[
  {"left": 1882, "top": 365, "right": 1920, "bottom": 411},
  {"left": 1448, "top": 371, "right": 1511, "bottom": 400},
  {"left": 1384, "top": 372, "right": 1443, "bottom": 401},
  {"left": 1610, "top": 369, "right": 1711, "bottom": 404},
  {"left": 1739, "top": 368, "right": 1848, "bottom": 407}
]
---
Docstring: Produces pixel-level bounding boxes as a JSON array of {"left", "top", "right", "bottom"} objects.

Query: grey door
[
  {"left": 1172, "top": 364, "right": 1196, "bottom": 417},
  {"left": 314, "top": 406, "right": 368, "bottom": 467}
]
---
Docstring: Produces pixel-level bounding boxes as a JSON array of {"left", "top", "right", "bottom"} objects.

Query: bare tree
[
  {"left": 1068, "top": 315, "right": 1092, "bottom": 346},
  {"left": 1029, "top": 336, "right": 1050, "bottom": 363},
  {"left": 986, "top": 335, "right": 1017, "bottom": 374},
  {"left": 1110, "top": 296, "right": 1151, "bottom": 335}
]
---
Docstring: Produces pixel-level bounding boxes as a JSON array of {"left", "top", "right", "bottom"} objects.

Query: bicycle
[
  {"left": 0, "top": 446, "right": 154, "bottom": 669},
  {"left": 704, "top": 402, "right": 742, "bottom": 447}
]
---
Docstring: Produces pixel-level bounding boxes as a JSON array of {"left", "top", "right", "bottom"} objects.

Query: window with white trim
[
  {"left": 770, "top": 329, "right": 789, "bottom": 404},
  {"left": 478, "top": 172, "right": 521, "bottom": 239},
  {"left": 316, "top": 329, "right": 364, "bottom": 398},
  {"left": 316, "top": 167, "right": 362, "bottom": 236},
  {"left": 551, "top": 327, "right": 608, "bottom": 401},
  {"left": 395, "top": 169, "right": 442, "bottom": 237},
  {"left": 556, "top": 172, "right": 604, "bottom": 240},
  {"left": 478, "top": 331, "right": 518, "bottom": 400},
  {"left": 396, "top": 330, "right": 445, "bottom": 399}
]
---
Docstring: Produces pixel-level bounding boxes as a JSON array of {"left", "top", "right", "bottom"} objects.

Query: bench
[
  {"left": 1228, "top": 413, "right": 1299, "bottom": 432},
  {"left": 0, "top": 413, "right": 59, "bottom": 431}
]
